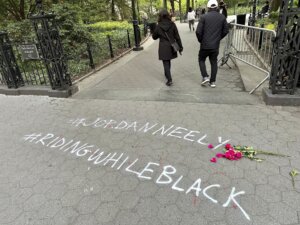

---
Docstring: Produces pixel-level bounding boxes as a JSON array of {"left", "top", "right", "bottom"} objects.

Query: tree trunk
[
  {"left": 111, "top": 0, "right": 117, "bottom": 20},
  {"left": 186, "top": 0, "right": 190, "bottom": 14},
  {"left": 170, "top": 0, "right": 175, "bottom": 13},
  {"left": 149, "top": 0, "right": 152, "bottom": 15},
  {"left": 163, "top": 0, "right": 167, "bottom": 9},
  {"left": 19, "top": 0, "right": 25, "bottom": 20},
  {"left": 179, "top": 0, "right": 182, "bottom": 22}
]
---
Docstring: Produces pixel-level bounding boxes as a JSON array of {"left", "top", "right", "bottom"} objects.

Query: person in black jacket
[
  {"left": 152, "top": 9, "right": 183, "bottom": 86},
  {"left": 261, "top": 1, "right": 270, "bottom": 16},
  {"left": 196, "top": 0, "right": 228, "bottom": 88},
  {"left": 219, "top": 1, "right": 228, "bottom": 18}
]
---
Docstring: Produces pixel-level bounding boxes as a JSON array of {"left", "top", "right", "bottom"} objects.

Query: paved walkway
[
  {"left": 73, "top": 21, "right": 260, "bottom": 105},
  {"left": 0, "top": 21, "right": 299, "bottom": 225}
]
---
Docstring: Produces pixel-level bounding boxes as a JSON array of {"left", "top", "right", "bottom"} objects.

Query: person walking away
[
  {"left": 187, "top": 7, "right": 196, "bottom": 31},
  {"left": 152, "top": 9, "right": 183, "bottom": 86},
  {"left": 196, "top": 8, "right": 200, "bottom": 19},
  {"left": 261, "top": 1, "right": 270, "bottom": 17},
  {"left": 196, "top": 0, "right": 229, "bottom": 88},
  {"left": 219, "top": 1, "right": 228, "bottom": 18}
]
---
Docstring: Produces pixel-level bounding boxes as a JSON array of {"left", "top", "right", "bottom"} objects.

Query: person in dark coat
[
  {"left": 196, "top": 0, "right": 228, "bottom": 88},
  {"left": 152, "top": 9, "right": 183, "bottom": 86},
  {"left": 219, "top": 1, "right": 228, "bottom": 18},
  {"left": 261, "top": 1, "right": 270, "bottom": 15}
]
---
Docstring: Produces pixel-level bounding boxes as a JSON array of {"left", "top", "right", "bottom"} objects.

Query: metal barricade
[{"left": 220, "top": 23, "right": 276, "bottom": 94}]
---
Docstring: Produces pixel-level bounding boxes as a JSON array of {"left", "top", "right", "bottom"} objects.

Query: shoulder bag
[{"left": 164, "top": 31, "right": 181, "bottom": 54}]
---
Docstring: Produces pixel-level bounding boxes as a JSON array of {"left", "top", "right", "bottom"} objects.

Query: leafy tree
[
  {"left": 51, "top": 3, "right": 94, "bottom": 58},
  {"left": 0, "top": 0, "right": 27, "bottom": 21}
]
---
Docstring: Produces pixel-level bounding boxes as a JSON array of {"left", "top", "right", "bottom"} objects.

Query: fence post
[
  {"left": 258, "top": 24, "right": 264, "bottom": 50},
  {"left": 127, "top": 30, "right": 131, "bottom": 48},
  {"left": 28, "top": 13, "right": 72, "bottom": 90},
  {"left": 143, "top": 20, "right": 148, "bottom": 37},
  {"left": 86, "top": 43, "right": 95, "bottom": 69},
  {"left": 0, "top": 31, "right": 24, "bottom": 88},
  {"left": 107, "top": 35, "right": 114, "bottom": 58},
  {"left": 137, "top": 25, "right": 142, "bottom": 44}
]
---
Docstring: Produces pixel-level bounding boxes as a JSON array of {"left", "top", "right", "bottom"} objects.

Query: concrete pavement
[
  {"left": 0, "top": 21, "right": 299, "bottom": 225},
  {"left": 73, "top": 22, "right": 261, "bottom": 105}
]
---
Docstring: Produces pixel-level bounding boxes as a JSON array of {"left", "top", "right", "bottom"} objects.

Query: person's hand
[{"left": 179, "top": 48, "right": 183, "bottom": 55}]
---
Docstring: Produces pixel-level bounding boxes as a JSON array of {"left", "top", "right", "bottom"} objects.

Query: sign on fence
[{"left": 19, "top": 44, "right": 39, "bottom": 60}]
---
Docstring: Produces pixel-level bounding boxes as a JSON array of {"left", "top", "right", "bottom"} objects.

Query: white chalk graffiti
[
  {"left": 67, "top": 118, "right": 230, "bottom": 150},
  {"left": 22, "top": 132, "right": 250, "bottom": 221}
]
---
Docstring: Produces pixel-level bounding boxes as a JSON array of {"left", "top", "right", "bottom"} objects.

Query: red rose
[
  {"left": 235, "top": 152, "right": 242, "bottom": 159},
  {"left": 225, "top": 143, "right": 231, "bottom": 150}
]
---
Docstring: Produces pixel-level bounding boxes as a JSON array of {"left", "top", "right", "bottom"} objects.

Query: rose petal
[
  {"left": 225, "top": 151, "right": 235, "bottom": 160},
  {"left": 225, "top": 143, "right": 232, "bottom": 150},
  {"left": 235, "top": 152, "right": 242, "bottom": 159},
  {"left": 216, "top": 153, "right": 224, "bottom": 158},
  {"left": 228, "top": 150, "right": 235, "bottom": 155},
  {"left": 210, "top": 157, "right": 217, "bottom": 163},
  {"left": 208, "top": 144, "right": 214, "bottom": 149}
]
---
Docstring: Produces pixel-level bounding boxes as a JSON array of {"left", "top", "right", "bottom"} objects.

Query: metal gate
[{"left": 0, "top": 32, "right": 24, "bottom": 88}]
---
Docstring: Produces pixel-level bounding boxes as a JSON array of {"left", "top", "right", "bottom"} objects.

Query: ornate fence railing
[
  {"left": 11, "top": 42, "right": 49, "bottom": 86},
  {"left": 0, "top": 27, "right": 146, "bottom": 90},
  {"left": 68, "top": 29, "right": 137, "bottom": 79},
  {"left": 269, "top": 0, "right": 300, "bottom": 94}
]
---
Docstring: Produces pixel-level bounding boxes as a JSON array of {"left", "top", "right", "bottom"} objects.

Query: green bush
[
  {"left": 268, "top": 11, "right": 279, "bottom": 20},
  {"left": 255, "top": 18, "right": 277, "bottom": 30},
  {"left": 228, "top": 6, "right": 251, "bottom": 16},
  {"left": 87, "top": 21, "right": 132, "bottom": 32},
  {"left": 4, "top": 20, "right": 35, "bottom": 42},
  {"left": 50, "top": 3, "right": 95, "bottom": 62}
]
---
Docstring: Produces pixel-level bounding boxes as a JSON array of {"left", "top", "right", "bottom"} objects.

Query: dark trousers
[
  {"left": 188, "top": 20, "right": 195, "bottom": 30},
  {"left": 162, "top": 60, "right": 172, "bottom": 81},
  {"left": 198, "top": 48, "right": 219, "bottom": 83}
]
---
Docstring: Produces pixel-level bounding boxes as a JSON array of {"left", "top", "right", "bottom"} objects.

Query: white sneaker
[
  {"left": 209, "top": 82, "right": 216, "bottom": 88},
  {"left": 201, "top": 77, "right": 210, "bottom": 86}
]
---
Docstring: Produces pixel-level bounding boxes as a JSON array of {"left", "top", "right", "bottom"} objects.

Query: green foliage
[
  {"left": 87, "top": 21, "right": 133, "bottom": 32},
  {"left": 256, "top": 17, "right": 278, "bottom": 30},
  {"left": 0, "top": 0, "right": 152, "bottom": 80},
  {"left": 4, "top": 20, "right": 35, "bottom": 42},
  {"left": 76, "top": 1, "right": 110, "bottom": 23},
  {"left": 268, "top": 11, "right": 279, "bottom": 20},
  {"left": 51, "top": 3, "right": 94, "bottom": 59},
  {"left": 228, "top": 6, "right": 251, "bottom": 15}
]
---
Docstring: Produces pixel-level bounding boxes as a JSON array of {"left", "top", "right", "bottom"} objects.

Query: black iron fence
[
  {"left": 11, "top": 42, "right": 49, "bottom": 86},
  {"left": 0, "top": 25, "right": 147, "bottom": 89},
  {"left": 269, "top": 0, "right": 300, "bottom": 94},
  {"left": 67, "top": 28, "right": 141, "bottom": 80}
]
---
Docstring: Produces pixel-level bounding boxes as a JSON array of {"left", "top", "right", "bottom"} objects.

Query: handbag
[{"left": 164, "top": 32, "right": 181, "bottom": 54}]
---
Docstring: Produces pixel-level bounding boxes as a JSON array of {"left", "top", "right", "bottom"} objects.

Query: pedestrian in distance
[
  {"left": 152, "top": 9, "right": 183, "bottom": 86},
  {"left": 196, "top": 0, "right": 229, "bottom": 88},
  {"left": 219, "top": 1, "right": 228, "bottom": 18},
  {"left": 261, "top": 1, "right": 270, "bottom": 16},
  {"left": 187, "top": 7, "right": 196, "bottom": 31}
]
